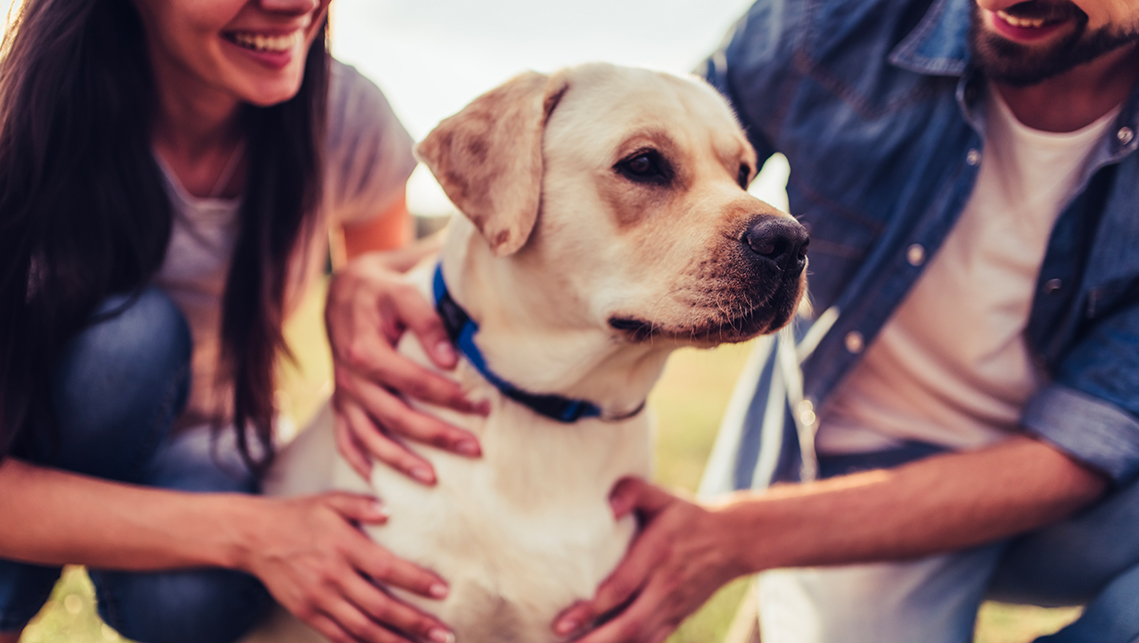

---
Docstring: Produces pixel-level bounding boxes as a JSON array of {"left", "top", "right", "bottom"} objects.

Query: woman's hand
[
  {"left": 242, "top": 492, "right": 455, "bottom": 643},
  {"left": 553, "top": 478, "right": 747, "bottom": 643},
  {"left": 325, "top": 252, "right": 486, "bottom": 483}
]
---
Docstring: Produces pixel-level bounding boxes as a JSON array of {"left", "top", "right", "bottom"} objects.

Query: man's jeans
[
  {"left": 757, "top": 445, "right": 1139, "bottom": 643},
  {"left": 0, "top": 288, "right": 272, "bottom": 643}
]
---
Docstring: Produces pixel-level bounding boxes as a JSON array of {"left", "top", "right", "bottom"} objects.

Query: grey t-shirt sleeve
[{"left": 325, "top": 61, "right": 417, "bottom": 226}]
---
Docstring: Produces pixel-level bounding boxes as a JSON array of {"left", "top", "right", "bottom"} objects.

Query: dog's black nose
[{"left": 744, "top": 215, "right": 809, "bottom": 274}]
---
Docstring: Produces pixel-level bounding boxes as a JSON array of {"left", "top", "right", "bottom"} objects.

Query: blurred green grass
[{"left": 21, "top": 283, "right": 1080, "bottom": 642}]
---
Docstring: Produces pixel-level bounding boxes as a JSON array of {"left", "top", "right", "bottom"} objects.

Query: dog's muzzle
[{"left": 743, "top": 214, "right": 809, "bottom": 276}]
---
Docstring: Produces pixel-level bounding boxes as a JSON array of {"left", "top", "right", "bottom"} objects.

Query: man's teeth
[
  {"left": 230, "top": 31, "right": 301, "bottom": 53},
  {"left": 996, "top": 10, "right": 1048, "bottom": 28}
]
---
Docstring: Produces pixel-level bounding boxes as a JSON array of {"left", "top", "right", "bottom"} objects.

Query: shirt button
[
  {"left": 906, "top": 244, "right": 926, "bottom": 266},
  {"left": 966, "top": 149, "right": 982, "bottom": 166},
  {"left": 1119, "top": 127, "right": 1135, "bottom": 145},
  {"left": 797, "top": 400, "right": 817, "bottom": 426},
  {"left": 1044, "top": 278, "right": 1063, "bottom": 294},
  {"left": 844, "top": 331, "right": 864, "bottom": 354}
]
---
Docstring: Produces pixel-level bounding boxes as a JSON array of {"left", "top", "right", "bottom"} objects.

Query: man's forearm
[
  {"left": 0, "top": 458, "right": 260, "bottom": 571},
  {"left": 717, "top": 435, "right": 1108, "bottom": 574}
]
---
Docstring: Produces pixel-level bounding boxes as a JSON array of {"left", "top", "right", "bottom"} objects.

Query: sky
[
  {"left": 325, "top": 0, "right": 791, "bottom": 215},
  {"left": 0, "top": 0, "right": 789, "bottom": 215}
]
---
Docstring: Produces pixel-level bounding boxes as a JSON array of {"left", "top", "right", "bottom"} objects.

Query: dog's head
[{"left": 417, "top": 63, "right": 807, "bottom": 348}]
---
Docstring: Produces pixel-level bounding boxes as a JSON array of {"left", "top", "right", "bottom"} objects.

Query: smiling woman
[{"left": 0, "top": 0, "right": 459, "bottom": 642}]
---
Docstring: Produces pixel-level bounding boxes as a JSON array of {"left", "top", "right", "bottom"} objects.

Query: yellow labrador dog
[{"left": 255, "top": 62, "right": 807, "bottom": 643}]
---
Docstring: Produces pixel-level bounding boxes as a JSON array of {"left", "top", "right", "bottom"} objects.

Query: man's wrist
[{"left": 711, "top": 493, "right": 779, "bottom": 576}]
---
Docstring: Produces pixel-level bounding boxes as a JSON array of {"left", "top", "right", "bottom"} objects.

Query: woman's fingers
[
  {"left": 344, "top": 536, "right": 449, "bottom": 601},
  {"left": 340, "top": 572, "right": 454, "bottom": 643},
  {"left": 321, "top": 598, "right": 417, "bottom": 643},
  {"left": 335, "top": 396, "right": 438, "bottom": 485},
  {"left": 306, "top": 611, "right": 360, "bottom": 643},
  {"left": 337, "top": 371, "right": 482, "bottom": 456},
  {"left": 334, "top": 410, "right": 374, "bottom": 480},
  {"left": 338, "top": 329, "right": 476, "bottom": 414},
  {"left": 383, "top": 278, "right": 458, "bottom": 371},
  {"left": 320, "top": 491, "right": 391, "bottom": 525}
]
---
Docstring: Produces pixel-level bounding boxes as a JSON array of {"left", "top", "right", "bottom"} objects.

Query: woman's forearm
[
  {"left": 0, "top": 457, "right": 255, "bottom": 570},
  {"left": 371, "top": 228, "right": 445, "bottom": 272}
]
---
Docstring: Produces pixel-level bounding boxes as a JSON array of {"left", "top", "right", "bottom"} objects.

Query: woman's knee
[
  {"left": 45, "top": 287, "right": 192, "bottom": 480},
  {"left": 92, "top": 568, "right": 271, "bottom": 643}
]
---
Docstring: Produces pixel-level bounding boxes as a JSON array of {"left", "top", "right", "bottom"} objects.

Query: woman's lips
[{"left": 221, "top": 30, "right": 303, "bottom": 69}]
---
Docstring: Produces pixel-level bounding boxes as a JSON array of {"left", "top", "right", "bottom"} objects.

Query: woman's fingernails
[
  {"left": 428, "top": 627, "right": 455, "bottom": 643},
  {"left": 436, "top": 341, "right": 456, "bottom": 363},
  {"left": 555, "top": 618, "right": 580, "bottom": 636},
  {"left": 410, "top": 466, "right": 435, "bottom": 484},
  {"left": 372, "top": 500, "right": 391, "bottom": 519},
  {"left": 455, "top": 440, "right": 480, "bottom": 457},
  {"left": 429, "top": 582, "right": 449, "bottom": 599},
  {"left": 609, "top": 494, "right": 631, "bottom": 518},
  {"left": 473, "top": 400, "right": 492, "bottom": 416}
]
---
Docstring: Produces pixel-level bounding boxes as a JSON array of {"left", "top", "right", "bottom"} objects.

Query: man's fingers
[
  {"left": 346, "top": 532, "right": 450, "bottom": 601},
  {"left": 573, "top": 577, "right": 676, "bottom": 643},
  {"left": 610, "top": 477, "right": 675, "bottom": 520},
  {"left": 339, "top": 400, "right": 438, "bottom": 485},
  {"left": 341, "top": 573, "right": 454, "bottom": 643},
  {"left": 554, "top": 527, "right": 669, "bottom": 636}
]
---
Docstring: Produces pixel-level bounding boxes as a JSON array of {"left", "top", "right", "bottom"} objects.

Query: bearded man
[{"left": 554, "top": 0, "right": 1139, "bottom": 641}]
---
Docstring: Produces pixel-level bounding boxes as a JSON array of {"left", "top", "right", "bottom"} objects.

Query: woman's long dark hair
[{"left": 0, "top": 0, "right": 328, "bottom": 474}]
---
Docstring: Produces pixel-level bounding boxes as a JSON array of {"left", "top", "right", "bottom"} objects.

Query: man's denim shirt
[{"left": 696, "top": 0, "right": 1139, "bottom": 494}]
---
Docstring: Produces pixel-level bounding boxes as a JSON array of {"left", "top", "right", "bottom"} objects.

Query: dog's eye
[
  {"left": 738, "top": 164, "right": 751, "bottom": 189},
  {"left": 616, "top": 149, "right": 672, "bottom": 186}
]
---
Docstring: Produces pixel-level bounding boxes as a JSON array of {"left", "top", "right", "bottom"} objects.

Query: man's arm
[{"left": 555, "top": 435, "right": 1106, "bottom": 643}]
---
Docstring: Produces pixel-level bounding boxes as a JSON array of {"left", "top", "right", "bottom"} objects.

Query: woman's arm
[
  {"left": 328, "top": 192, "right": 485, "bottom": 482},
  {"left": 554, "top": 435, "right": 1107, "bottom": 643},
  {"left": 0, "top": 457, "right": 455, "bottom": 643}
]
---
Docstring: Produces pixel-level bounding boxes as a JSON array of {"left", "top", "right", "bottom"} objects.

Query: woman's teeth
[
  {"left": 996, "top": 10, "right": 1050, "bottom": 28},
  {"left": 229, "top": 31, "right": 301, "bottom": 53}
]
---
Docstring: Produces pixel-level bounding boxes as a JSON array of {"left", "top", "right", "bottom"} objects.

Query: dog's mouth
[{"left": 608, "top": 284, "right": 801, "bottom": 345}]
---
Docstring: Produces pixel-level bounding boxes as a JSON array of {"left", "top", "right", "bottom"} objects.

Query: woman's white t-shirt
[{"left": 153, "top": 62, "right": 417, "bottom": 425}]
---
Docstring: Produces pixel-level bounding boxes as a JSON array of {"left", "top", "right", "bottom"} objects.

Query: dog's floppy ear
[{"left": 416, "top": 71, "right": 568, "bottom": 257}]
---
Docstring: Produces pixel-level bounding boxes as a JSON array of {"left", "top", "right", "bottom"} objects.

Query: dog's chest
[{"left": 359, "top": 402, "right": 650, "bottom": 642}]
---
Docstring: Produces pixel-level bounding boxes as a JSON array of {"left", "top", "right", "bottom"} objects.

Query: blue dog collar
[{"left": 432, "top": 264, "right": 644, "bottom": 423}]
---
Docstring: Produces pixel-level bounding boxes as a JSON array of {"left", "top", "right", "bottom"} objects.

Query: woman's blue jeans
[{"left": 0, "top": 288, "right": 272, "bottom": 642}]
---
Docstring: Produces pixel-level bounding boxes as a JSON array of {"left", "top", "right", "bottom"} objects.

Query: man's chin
[{"left": 969, "top": 4, "right": 1138, "bottom": 86}]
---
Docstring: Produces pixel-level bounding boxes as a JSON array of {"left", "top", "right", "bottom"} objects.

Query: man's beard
[{"left": 969, "top": 1, "right": 1139, "bottom": 86}]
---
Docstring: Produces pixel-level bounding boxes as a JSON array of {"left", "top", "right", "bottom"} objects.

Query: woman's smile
[{"left": 222, "top": 27, "right": 308, "bottom": 69}]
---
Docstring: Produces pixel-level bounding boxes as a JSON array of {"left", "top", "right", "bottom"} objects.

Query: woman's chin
[{"left": 236, "top": 76, "right": 306, "bottom": 107}]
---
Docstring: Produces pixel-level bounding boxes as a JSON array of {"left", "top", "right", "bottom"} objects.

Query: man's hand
[
  {"left": 325, "top": 253, "right": 487, "bottom": 483},
  {"left": 553, "top": 478, "right": 746, "bottom": 643}
]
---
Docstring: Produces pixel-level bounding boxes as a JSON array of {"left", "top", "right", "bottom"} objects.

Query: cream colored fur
[{"left": 244, "top": 63, "right": 805, "bottom": 643}]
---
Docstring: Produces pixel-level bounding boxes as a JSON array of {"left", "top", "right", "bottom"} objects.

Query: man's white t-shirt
[
  {"left": 815, "top": 86, "right": 1119, "bottom": 455},
  {"left": 153, "top": 62, "right": 417, "bottom": 424}
]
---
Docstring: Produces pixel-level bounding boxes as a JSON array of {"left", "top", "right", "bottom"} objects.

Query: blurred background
[{"left": 3, "top": 0, "right": 1079, "bottom": 640}]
